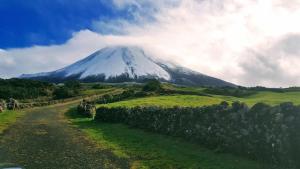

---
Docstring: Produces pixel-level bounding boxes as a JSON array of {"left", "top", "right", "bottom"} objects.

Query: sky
[{"left": 0, "top": 0, "right": 300, "bottom": 87}]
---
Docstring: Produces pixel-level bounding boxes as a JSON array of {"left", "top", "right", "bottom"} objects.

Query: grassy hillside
[
  {"left": 99, "top": 90, "right": 300, "bottom": 108},
  {"left": 99, "top": 95, "right": 224, "bottom": 108},
  {"left": 238, "top": 91, "right": 300, "bottom": 106},
  {"left": 170, "top": 84, "right": 300, "bottom": 106},
  {"left": 215, "top": 91, "right": 300, "bottom": 106}
]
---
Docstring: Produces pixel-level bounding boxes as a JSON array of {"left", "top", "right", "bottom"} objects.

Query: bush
[
  {"left": 77, "top": 100, "right": 96, "bottom": 118},
  {"left": 64, "top": 80, "right": 81, "bottom": 89},
  {"left": 53, "top": 81, "right": 82, "bottom": 99},
  {"left": 7, "top": 98, "right": 19, "bottom": 110},
  {"left": 143, "top": 79, "right": 162, "bottom": 92},
  {"left": 95, "top": 102, "right": 300, "bottom": 168},
  {"left": 53, "top": 87, "right": 79, "bottom": 99}
]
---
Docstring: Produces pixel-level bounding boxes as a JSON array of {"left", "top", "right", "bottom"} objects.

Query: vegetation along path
[{"left": 0, "top": 102, "right": 129, "bottom": 169}]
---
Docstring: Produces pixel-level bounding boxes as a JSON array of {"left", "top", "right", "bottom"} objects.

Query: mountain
[{"left": 20, "top": 46, "right": 235, "bottom": 87}]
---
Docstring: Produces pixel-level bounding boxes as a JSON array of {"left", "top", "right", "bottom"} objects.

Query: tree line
[{"left": 0, "top": 78, "right": 55, "bottom": 100}]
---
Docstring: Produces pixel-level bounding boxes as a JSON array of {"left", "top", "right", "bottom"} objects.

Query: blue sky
[
  {"left": 0, "top": 0, "right": 300, "bottom": 87},
  {"left": 0, "top": 0, "right": 135, "bottom": 49}
]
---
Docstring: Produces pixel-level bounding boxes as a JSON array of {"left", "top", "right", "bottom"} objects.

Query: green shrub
[
  {"left": 53, "top": 87, "right": 79, "bottom": 99},
  {"left": 53, "top": 80, "right": 82, "bottom": 99},
  {"left": 143, "top": 79, "right": 162, "bottom": 92},
  {"left": 95, "top": 102, "right": 300, "bottom": 168},
  {"left": 64, "top": 80, "right": 81, "bottom": 89}
]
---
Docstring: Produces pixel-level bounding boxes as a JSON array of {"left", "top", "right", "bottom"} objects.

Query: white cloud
[
  {"left": 1, "top": 0, "right": 300, "bottom": 87},
  {"left": 0, "top": 30, "right": 106, "bottom": 78}
]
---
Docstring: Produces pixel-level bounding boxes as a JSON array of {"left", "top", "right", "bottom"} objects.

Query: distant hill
[{"left": 20, "top": 46, "right": 235, "bottom": 87}]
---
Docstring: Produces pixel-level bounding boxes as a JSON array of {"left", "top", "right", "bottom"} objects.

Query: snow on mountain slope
[
  {"left": 20, "top": 46, "right": 235, "bottom": 87},
  {"left": 21, "top": 46, "right": 171, "bottom": 80}
]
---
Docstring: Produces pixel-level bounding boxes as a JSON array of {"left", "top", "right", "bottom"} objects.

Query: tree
[
  {"left": 53, "top": 87, "right": 77, "bottom": 99},
  {"left": 143, "top": 79, "right": 162, "bottom": 92},
  {"left": 0, "top": 78, "right": 55, "bottom": 100},
  {"left": 64, "top": 80, "right": 81, "bottom": 89}
]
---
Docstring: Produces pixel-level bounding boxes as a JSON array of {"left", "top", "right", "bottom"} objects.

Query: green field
[
  {"left": 68, "top": 109, "right": 264, "bottom": 169},
  {"left": 234, "top": 91, "right": 300, "bottom": 106},
  {"left": 99, "top": 91, "right": 300, "bottom": 108},
  {"left": 99, "top": 95, "right": 225, "bottom": 108},
  {"left": 0, "top": 110, "right": 24, "bottom": 134}
]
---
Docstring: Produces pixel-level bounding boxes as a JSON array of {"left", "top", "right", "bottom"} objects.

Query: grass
[
  {"left": 97, "top": 90, "right": 300, "bottom": 108},
  {"left": 162, "top": 84, "right": 300, "bottom": 106},
  {"left": 67, "top": 108, "right": 265, "bottom": 169},
  {"left": 98, "top": 95, "right": 225, "bottom": 108},
  {"left": 162, "top": 83, "right": 206, "bottom": 94},
  {"left": 242, "top": 91, "right": 300, "bottom": 106},
  {"left": 80, "top": 88, "right": 119, "bottom": 96},
  {"left": 214, "top": 91, "right": 300, "bottom": 106},
  {"left": 0, "top": 110, "right": 24, "bottom": 134}
]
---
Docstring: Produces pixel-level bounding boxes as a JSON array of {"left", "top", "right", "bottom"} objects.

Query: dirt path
[{"left": 0, "top": 103, "right": 129, "bottom": 169}]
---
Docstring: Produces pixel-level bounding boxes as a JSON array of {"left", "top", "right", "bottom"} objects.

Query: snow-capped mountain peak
[
  {"left": 22, "top": 46, "right": 171, "bottom": 80},
  {"left": 20, "top": 46, "right": 235, "bottom": 87}
]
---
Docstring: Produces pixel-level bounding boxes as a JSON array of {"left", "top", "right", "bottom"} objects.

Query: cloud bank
[{"left": 1, "top": 0, "right": 300, "bottom": 87}]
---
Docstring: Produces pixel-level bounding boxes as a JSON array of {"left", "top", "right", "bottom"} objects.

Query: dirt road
[{"left": 0, "top": 103, "right": 129, "bottom": 169}]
